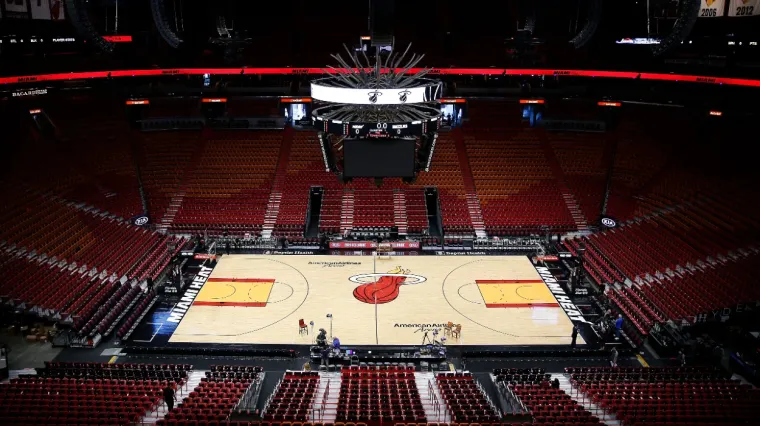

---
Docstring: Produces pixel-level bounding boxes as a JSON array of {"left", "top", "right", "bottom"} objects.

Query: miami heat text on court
[
  {"left": 535, "top": 266, "right": 590, "bottom": 324},
  {"left": 167, "top": 266, "right": 214, "bottom": 323}
]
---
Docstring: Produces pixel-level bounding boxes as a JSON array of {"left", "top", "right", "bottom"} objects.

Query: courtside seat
[
  {"left": 163, "top": 365, "right": 260, "bottom": 423},
  {"left": 436, "top": 373, "right": 501, "bottom": 423},
  {"left": 508, "top": 382, "right": 602, "bottom": 425},
  {"left": 567, "top": 366, "right": 759, "bottom": 425},
  {"left": 336, "top": 367, "right": 426, "bottom": 423},
  {"left": 493, "top": 368, "right": 601, "bottom": 425},
  {"left": 0, "top": 362, "right": 190, "bottom": 426},
  {"left": 263, "top": 371, "right": 319, "bottom": 422}
]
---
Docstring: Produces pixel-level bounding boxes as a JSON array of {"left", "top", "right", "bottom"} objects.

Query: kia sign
[
  {"left": 600, "top": 216, "right": 618, "bottom": 228},
  {"left": 131, "top": 215, "right": 150, "bottom": 227}
]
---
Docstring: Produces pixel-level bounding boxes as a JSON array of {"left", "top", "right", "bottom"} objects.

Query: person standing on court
[
  {"left": 610, "top": 347, "right": 619, "bottom": 367},
  {"left": 570, "top": 325, "right": 579, "bottom": 349},
  {"left": 615, "top": 314, "right": 624, "bottom": 340},
  {"left": 163, "top": 383, "right": 176, "bottom": 412},
  {"left": 678, "top": 349, "right": 686, "bottom": 367}
]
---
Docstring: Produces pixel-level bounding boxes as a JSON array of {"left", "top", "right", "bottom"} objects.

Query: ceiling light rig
[{"left": 311, "top": 42, "right": 443, "bottom": 129}]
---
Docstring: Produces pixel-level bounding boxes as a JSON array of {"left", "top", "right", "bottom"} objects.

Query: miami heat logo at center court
[{"left": 350, "top": 266, "right": 426, "bottom": 304}]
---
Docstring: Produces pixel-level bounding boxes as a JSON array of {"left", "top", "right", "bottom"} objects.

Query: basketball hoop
[{"left": 375, "top": 243, "right": 392, "bottom": 260}]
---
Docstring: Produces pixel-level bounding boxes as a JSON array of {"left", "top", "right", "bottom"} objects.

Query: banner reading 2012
[{"left": 728, "top": 0, "right": 759, "bottom": 16}]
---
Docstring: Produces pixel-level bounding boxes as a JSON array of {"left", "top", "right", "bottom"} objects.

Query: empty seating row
[
  {"left": 436, "top": 373, "right": 500, "bottom": 423},
  {"left": 566, "top": 366, "right": 760, "bottom": 425},
  {"left": 171, "top": 134, "right": 281, "bottom": 234},
  {"left": 1, "top": 362, "right": 188, "bottom": 425},
  {"left": 464, "top": 131, "right": 575, "bottom": 234},
  {"left": 160, "top": 369, "right": 258, "bottom": 424},
  {"left": 337, "top": 367, "right": 426, "bottom": 423},
  {"left": 263, "top": 371, "right": 319, "bottom": 422}
]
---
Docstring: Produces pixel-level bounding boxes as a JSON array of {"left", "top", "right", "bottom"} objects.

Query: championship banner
[
  {"left": 728, "top": 0, "right": 759, "bottom": 16},
  {"left": 50, "top": 0, "right": 64, "bottom": 20},
  {"left": 5, "top": 0, "right": 29, "bottom": 17},
  {"left": 699, "top": 0, "right": 726, "bottom": 17},
  {"left": 31, "top": 0, "right": 51, "bottom": 19}
]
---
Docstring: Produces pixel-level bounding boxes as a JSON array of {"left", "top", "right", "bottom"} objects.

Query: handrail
[
  {"left": 476, "top": 379, "right": 501, "bottom": 417},
  {"left": 427, "top": 377, "right": 450, "bottom": 422},
  {"left": 261, "top": 377, "right": 282, "bottom": 418},
  {"left": 497, "top": 381, "right": 529, "bottom": 415},
  {"left": 234, "top": 372, "right": 265, "bottom": 413},
  {"left": 432, "top": 374, "right": 454, "bottom": 422},
  {"left": 310, "top": 376, "right": 331, "bottom": 422}
]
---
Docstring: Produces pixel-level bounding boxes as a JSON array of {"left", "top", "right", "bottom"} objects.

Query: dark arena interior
[{"left": 2, "top": 0, "right": 760, "bottom": 425}]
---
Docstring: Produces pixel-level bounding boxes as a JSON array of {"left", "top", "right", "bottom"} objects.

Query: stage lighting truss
[{"left": 311, "top": 42, "right": 442, "bottom": 139}]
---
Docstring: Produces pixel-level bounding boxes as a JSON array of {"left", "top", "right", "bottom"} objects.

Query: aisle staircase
[
  {"left": 393, "top": 190, "right": 409, "bottom": 235},
  {"left": 157, "top": 137, "right": 207, "bottom": 233},
  {"left": 340, "top": 190, "right": 355, "bottom": 235},
  {"left": 451, "top": 129, "right": 487, "bottom": 238},
  {"left": 600, "top": 135, "right": 619, "bottom": 216},
  {"left": 311, "top": 372, "right": 341, "bottom": 423},
  {"left": 551, "top": 373, "right": 620, "bottom": 426},
  {"left": 140, "top": 370, "right": 205, "bottom": 424},
  {"left": 262, "top": 128, "right": 295, "bottom": 238},
  {"left": 415, "top": 372, "right": 450, "bottom": 422},
  {"left": 540, "top": 137, "right": 589, "bottom": 232}
]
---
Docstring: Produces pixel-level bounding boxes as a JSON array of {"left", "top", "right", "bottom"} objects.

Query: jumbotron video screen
[{"left": 343, "top": 138, "right": 416, "bottom": 178}]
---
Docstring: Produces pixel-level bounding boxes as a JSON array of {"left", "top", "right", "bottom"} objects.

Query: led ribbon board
[
  {"left": 311, "top": 80, "right": 442, "bottom": 105},
  {"left": 1, "top": 69, "right": 759, "bottom": 88}
]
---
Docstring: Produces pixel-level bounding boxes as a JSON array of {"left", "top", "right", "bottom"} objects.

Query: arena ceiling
[{"left": 0, "top": 0, "right": 758, "bottom": 75}]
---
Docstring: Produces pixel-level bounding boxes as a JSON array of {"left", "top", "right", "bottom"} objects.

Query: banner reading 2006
[
  {"left": 728, "top": 0, "right": 759, "bottom": 16},
  {"left": 699, "top": 0, "right": 726, "bottom": 17}
]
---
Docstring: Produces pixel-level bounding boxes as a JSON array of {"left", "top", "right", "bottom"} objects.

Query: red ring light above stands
[{"left": 1, "top": 67, "right": 760, "bottom": 87}]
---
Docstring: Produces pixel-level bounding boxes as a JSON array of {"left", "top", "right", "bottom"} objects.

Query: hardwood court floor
[{"left": 168, "top": 255, "right": 583, "bottom": 346}]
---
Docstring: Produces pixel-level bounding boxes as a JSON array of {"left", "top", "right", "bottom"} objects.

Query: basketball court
[{"left": 168, "top": 255, "right": 583, "bottom": 346}]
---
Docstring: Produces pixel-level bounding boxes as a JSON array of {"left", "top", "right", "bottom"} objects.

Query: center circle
[{"left": 348, "top": 273, "right": 427, "bottom": 285}]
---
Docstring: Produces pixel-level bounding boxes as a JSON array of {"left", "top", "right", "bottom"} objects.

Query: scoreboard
[{"left": 315, "top": 117, "right": 440, "bottom": 138}]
